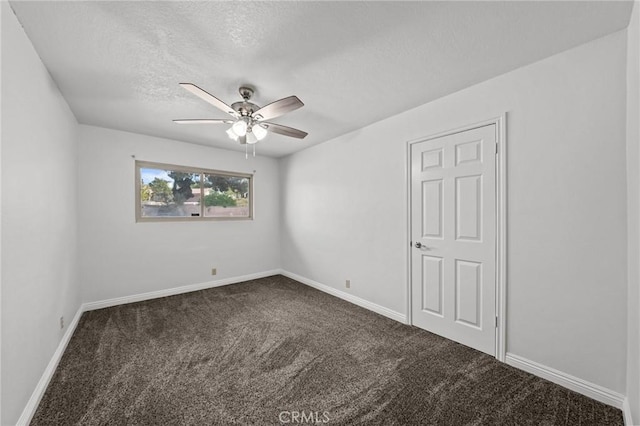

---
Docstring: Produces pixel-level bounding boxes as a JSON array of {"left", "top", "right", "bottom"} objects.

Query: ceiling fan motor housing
[
  {"left": 232, "top": 86, "right": 259, "bottom": 116},
  {"left": 232, "top": 100, "right": 259, "bottom": 117}
]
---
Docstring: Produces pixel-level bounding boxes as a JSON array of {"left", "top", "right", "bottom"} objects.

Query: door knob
[{"left": 415, "top": 242, "right": 423, "bottom": 248}]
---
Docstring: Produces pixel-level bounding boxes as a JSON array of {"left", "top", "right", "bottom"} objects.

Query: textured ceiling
[{"left": 9, "top": 1, "right": 634, "bottom": 157}]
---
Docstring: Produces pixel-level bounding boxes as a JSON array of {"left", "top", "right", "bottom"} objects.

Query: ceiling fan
[{"left": 174, "top": 83, "right": 308, "bottom": 148}]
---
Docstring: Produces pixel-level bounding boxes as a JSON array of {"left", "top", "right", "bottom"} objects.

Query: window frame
[{"left": 135, "top": 160, "right": 254, "bottom": 222}]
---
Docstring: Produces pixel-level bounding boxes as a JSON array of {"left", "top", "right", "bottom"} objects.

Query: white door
[{"left": 410, "top": 124, "right": 496, "bottom": 356}]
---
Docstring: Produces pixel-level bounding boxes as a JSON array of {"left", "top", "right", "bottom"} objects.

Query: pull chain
[
  {"left": 253, "top": 144, "right": 256, "bottom": 157},
  {"left": 245, "top": 144, "right": 248, "bottom": 159}
]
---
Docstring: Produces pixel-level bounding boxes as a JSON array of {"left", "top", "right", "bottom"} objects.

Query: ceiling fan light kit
[{"left": 174, "top": 83, "right": 308, "bottom": 158}]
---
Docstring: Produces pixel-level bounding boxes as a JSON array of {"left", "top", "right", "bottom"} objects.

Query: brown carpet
[{"left": 32, "top": 275, "right": 623, "bottom": 425}]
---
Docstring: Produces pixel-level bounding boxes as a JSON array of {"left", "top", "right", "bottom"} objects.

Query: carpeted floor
[{"left": 32, "top": 275, "right": 623, "bottom": 425}]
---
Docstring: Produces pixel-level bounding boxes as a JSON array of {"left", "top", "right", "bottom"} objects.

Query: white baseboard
[
  {"left": 280, "top": 270, "right": 407, "bottom": 324},
  {"left": 505, "top": 353, "right": 625, "bottom": 411},
  {"left": 82, "top": 270, "right": 282, "bottom": 311},
  {"left": 16, "top": 306, "right": 84, "bottom": 426}
]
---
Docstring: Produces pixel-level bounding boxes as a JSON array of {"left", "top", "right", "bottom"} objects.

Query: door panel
[
  {"left": 455, "top": 175, "right": 482, "bottom": 241},
  {"left": 411, "top": 124, "right": 496, "bottom": 355},
  {"left": 455, "top": 139, "right": 482, "bottom": 166},
  {"left": 422, "top": 180, "right": 443, "bottom": 238},
  {"left": 422, "top": 149, "right": 443, "bottom": 170},
  {"left": 455, "top": 259, "right": 482, "bottom": 328},
  {"left": 422, "top": 255, "right": 443, "bottom": 315}
]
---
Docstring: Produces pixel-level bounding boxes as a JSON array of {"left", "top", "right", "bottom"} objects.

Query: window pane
[
  {"left": 203, "top": 174, "right": 250, "bottom": 218},
  {"left": 140, "top": 168, "right": 201, "bottom": 218}
]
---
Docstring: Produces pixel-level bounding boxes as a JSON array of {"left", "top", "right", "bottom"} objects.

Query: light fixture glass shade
[
  {"left": 246, "top": 131, "right": 258, "bottom": 145},
  {"left": 232, "top": 118, "right": 248, "bottom": 136},
  {"left": 252, "top": 124, "right": 268, "bottom": 141},
  {"left": 226, "top": 127, "right": 238, "bottom": 141}
]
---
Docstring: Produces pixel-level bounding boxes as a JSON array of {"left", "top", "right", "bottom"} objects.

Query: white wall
[
  {"left": 1, "top": 3, "right": 81, "bottom": 424},
  {"left": 77, "top": 125, "right": 281, "bottom": 303},
  {"left": 626, "top": 2, "right": 640, "bottom": 424},
  {"left": 1, "top": 3, "right": 4, "bottom": 424},
  {"left": 281, "top": 30, "right": 629, "bottom": 394}
]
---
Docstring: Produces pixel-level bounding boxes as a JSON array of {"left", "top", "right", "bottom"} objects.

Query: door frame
[{"left": 405, "top": 114, "right": 507, "bottom": 362}]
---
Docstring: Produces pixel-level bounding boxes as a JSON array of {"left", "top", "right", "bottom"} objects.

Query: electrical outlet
[
  {"left": 345, "top": 280, "right": 351, "bottom": 289},
  {"left": 59, "top": 316, "right": 64, "bottom": 329},
  {"left": 211, "top": 268, "right": 217, "bottom": 276}
]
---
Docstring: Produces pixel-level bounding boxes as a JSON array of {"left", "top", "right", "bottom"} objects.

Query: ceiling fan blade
[
  {"left": 263, "top": 122, "right": 308, "bottom": 139},
  {"left": 173, "top": 119, "right": 234, "bottom": 124},
  {"left": 179, "top": 83, "right": 238, "bottom": 118},
  {"left": 253, "top": 96, "right": 304, "bottom": 121}
]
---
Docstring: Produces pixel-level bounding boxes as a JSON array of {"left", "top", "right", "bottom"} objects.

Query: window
[{"left": 135, "top": 161, "right": 252, "bottom": 221}]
